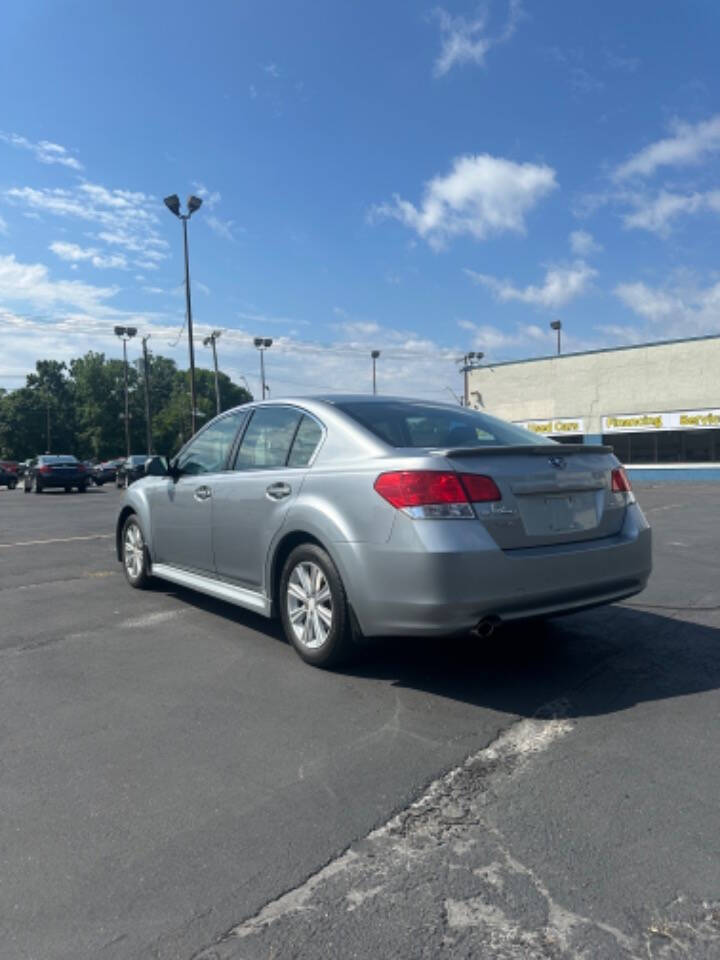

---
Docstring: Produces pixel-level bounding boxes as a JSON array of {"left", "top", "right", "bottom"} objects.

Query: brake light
[
  {"left": 373, "top": 470, "right": 500, "bottom": 519},
  {"left": 611, "top": 467, "right": 631, "bottom": 493},
  {"left": 38, "top": 465, "right": 52, "bottom": 475},
  {"left": 77, "top": 463, "right": 86, "bottom": 472}
]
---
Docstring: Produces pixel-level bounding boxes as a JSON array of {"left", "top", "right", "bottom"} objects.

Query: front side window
[
  {"left": 235, "top": 407, "right": 302, "bottom": 470},
  {"left": 176, "top": 411, "right": 245, "bottom": 476}
]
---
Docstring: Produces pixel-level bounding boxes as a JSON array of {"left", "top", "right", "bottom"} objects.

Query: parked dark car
[
  {"left": 0, "top": 463, "right": 18, "bottom": 489},
  {"left": 116, "top": 455, "right": 150, "bottom": 489},
  {"left": 23, "top": 455, "right": 89, "bottom": 493},
  {"left": 93, "top": 459, "right": 123, "bottom": 485}
]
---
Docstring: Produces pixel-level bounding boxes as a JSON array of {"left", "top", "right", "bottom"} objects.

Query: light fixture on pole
[
  {"left": 458, "top": 351, "right": 484, "bottom": 406},
  {"left": 253, "top": 337, "right": 273, "bottom": 399},
  {"left": 164, "top": 192, "right": 203, "bottom": 435},
  {"left": 550, "top": 319, "right": 562, "bottom": 355},
  {"left": 114, "top": 325, "right": 137, "bottom": 457},
  {"left": 370, "top": 350, "right": 381, "bottom": 395},
  {"left": 141, "top": 334, "right": 153, "bottom": 455},
  {"left": 203, "top": 330, "right": 223, "bottom": 416}
]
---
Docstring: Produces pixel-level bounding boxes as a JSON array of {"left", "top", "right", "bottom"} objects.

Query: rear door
[
  {"left": 212, "top": 408, "right": 324, "bottom": 590},
  {"left": 449, "top": 447, "right": 626, "bottom": 548}
]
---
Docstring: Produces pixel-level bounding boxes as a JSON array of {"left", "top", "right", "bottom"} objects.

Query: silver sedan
[{"left": 116, "top": 397, "right": 651, "bottom": 667}]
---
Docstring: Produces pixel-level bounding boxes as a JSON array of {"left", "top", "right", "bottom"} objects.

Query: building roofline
[{"left": 477, "top": 331, "right": 720, "bottom": 369}]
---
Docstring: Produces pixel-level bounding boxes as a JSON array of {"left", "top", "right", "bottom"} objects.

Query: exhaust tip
[{"left": 472, "top": 616, "right": 500, "bottom": 639}]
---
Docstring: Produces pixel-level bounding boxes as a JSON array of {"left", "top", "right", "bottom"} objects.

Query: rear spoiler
[{"left": 434, "top": 444, "right": 614, "bottom": 457}]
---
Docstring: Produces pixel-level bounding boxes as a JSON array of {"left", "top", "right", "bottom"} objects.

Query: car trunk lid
[{"left": 441, "top": 445, "right": 626, "bottom": 549}]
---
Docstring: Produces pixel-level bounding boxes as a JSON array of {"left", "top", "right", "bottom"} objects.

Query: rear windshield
[
  {"left": 129, "top": 455, "right": 148, "bottom": 465},
  {"left": 335, "top": 401, "right": 555, "bottom": 448},
  {"left": 40, "top": 455, "right": 78, "bottom": 464}
]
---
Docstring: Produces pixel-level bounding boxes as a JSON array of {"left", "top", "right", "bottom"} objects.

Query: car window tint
[
  {"left": 235, "top": 407, "right": 302, "bottom": 470},
  {"left": 287, "top": 416, "right": 323, "bottom": 467},
  {"left": 335, "top": 400, "right": 555, "bottom": 448},
  {"left": 176, "top": 412, "right": 244, "bottom": 475}
]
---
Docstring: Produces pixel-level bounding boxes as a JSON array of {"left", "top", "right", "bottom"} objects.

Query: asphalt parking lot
[{"left": 1, "top": 483, "right": 719, "bottom": 959}]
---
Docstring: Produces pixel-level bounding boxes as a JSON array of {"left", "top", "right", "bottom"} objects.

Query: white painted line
[{"left": 0, "top": 534, "right": 113, "bottom": 548}]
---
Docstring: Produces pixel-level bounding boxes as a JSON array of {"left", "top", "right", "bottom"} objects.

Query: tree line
[{"left": 0, "top": 352, "right": 252, "bottom": 461}]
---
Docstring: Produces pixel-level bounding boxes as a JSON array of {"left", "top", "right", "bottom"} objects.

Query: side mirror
[{"left": 145, "top": 456, "right": 169, "bottom": 477}]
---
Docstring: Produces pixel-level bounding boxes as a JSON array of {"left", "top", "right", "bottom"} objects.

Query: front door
[{"left": 150, "top": 411, "right": 246, "bottom": 573}]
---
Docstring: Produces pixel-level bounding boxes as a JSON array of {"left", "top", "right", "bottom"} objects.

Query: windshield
[{"left": 335, "top": 400, "right": 556, "bottom": 448}]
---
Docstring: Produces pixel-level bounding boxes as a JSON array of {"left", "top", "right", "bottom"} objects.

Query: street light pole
[
  {"left": 114, "top": 326, "right": 137, "bottom": 458},
  {"left": 253, "top": 337, "right": 273, "bottom": 399},
  {"left": 203, "top": 330, "right": 222, "bottom": 416},
  {"left": 550, "top": 320, "right": 562, "bottom": 355},
  {"left": 371, "top": 350, "right": 380, "bottom": 395},
  {"left": 141, "top": 335, "right": 153, "bottom": 454},
  {"left": 164, "top": 193, "right": 203, "bottom": 435}
]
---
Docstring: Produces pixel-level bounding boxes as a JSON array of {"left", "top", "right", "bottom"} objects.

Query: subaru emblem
[{"left": 548, "top": 456, "right": 567, "bottom": 469}]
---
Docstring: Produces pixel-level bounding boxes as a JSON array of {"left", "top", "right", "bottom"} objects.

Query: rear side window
[
  {"left": 335, "top": 401, "right": 554, "bottom": 448},
  {"left": 287, "top": 416, "right": 323, "bottom": 467},
  {"left": 235, "top": 407, "right": 302, "bottom": 470}
]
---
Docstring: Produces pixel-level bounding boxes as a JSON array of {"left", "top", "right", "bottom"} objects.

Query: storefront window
[{"left": 603, "top": 429, "right": 720, "bottom": 463}]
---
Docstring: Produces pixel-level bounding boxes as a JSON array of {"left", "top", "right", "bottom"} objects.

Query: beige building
[{"left": 468, "top": 334, "right": 720, "bottom": 466}]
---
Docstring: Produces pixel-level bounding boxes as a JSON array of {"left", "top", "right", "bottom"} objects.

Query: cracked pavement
[{"left": 1, "top": 484, "right": 719, "bottom": 959}]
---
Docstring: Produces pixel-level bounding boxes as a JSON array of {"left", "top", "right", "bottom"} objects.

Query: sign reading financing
[
  {"left": 603, "top": 408, "right": 720, "bottom": 432},
  {"left": 516, "top": 418, "right": 585, "bottom": 435}
]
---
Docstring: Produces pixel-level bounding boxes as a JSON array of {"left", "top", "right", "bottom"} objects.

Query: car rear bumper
[{"left": 334, "top": 503, "right": 652, "bottom": 637}]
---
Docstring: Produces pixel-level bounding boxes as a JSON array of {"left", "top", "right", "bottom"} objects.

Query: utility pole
[
  {"left": 459, "top": 352, "right": 484, "bottom": 406},
  {"left": 371, "top": 350, "right": 380, "bottom": 395},
  {"left": 142, "top": 335, "right": 153, "bottom": 454},
  {"left": 45, "top": 393, "right": 51, "bottom": 453},
  {"left": 203, "top": 330, "right": 222, "bottom": 416}
]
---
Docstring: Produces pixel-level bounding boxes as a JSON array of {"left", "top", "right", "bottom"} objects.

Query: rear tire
[
  {"left": 121, "top": 514, "right": 152, "bottom": 589},
  {"left": 279, "top": 544, "right": 354, "bottom": 668},
  {"left": 78, "top": 484, "right": 87, "bottom": 493}
]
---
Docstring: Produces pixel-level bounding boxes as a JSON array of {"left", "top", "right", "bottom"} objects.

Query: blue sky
[{"left": 1, "top": 0, "right": 720, "bottom": 400}]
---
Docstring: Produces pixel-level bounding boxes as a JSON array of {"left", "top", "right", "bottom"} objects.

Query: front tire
[
  {"left": 121, "top": 515, "right": 151, "bottom": 589},
  {"left": 279, "top": 544, "right": 353, "bottom": 668}
]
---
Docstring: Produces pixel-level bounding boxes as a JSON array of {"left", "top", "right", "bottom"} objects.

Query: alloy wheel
[
  {"left": 286, "top": 561, "right": 333, "bottom": 650},
  {"left": 123, "top": 521, "right": 145, "bottom": 581}
]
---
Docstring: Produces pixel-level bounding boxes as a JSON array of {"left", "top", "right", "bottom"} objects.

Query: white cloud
[
  {"left": 0, "top": 132, "right": 83, "bottom": 170},
  {"left": 433, "top": 1, "right": 524, "bottom": 77},
  {"left": 569, "top": 229, "right": 602, "bottom": 256},
  {"left": 192, "top": 183, "right": 221, "bottom": 209},
  {"left": 614, "top": 113, "right": 720, "bottom": 180},
  {"left": 371, "top": 154, "right": 556, "bottom": 249},
  {"left": 466, "top": 260, "right": 597, "bottom": 309},
  {"left": 613, "top": 277, "right": 720, "bottom": 340},
  {"left": 205, "top": 214, "right": 236, "bottom": 241},
  {"left": 49, "top": 241, "right": 127, "bottom": 269},
  {"left": 5, "top": 183, "right": 168, "bottom": 268},
  {"left": 264, "top": 63, "right": 281, "bottom": 78},
  {"left": 0, "top": 253, "right": 118, "bottom": 313},
  {"left": 622, "top": 189, "right": 720, "bottom": 234},
  {"left": 0, "top": 214, "right": 7, "bottom": 236}
]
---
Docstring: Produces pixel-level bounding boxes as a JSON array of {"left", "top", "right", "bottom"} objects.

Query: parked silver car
[{"left": 116, "top": 397, "right": 651, "bottom": 667}]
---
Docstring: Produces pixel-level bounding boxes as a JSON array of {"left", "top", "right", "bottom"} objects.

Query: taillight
[
  {"left": 77, "top": 463, "right": 86, "bottom": 472},
  {"left": 38, "top": 465, "right": 52, "bottom": 475},
  {"left": 611, "top": 467, "right": 631, "bottom": 493},
  {"left": 373, "top": 470, "right": 500, "bottom": 519}
]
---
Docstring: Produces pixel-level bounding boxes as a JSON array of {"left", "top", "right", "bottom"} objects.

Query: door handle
[
  {"left": 266, "top": 481, "right": 291, "bottom": 500},
  {"left": 194, "top": 485, "right": 212, "bottom": 501}
]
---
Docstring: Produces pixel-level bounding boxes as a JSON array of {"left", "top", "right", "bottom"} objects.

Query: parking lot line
[{"left": 0, "top": 534, "right": 113, "bottom": 549}]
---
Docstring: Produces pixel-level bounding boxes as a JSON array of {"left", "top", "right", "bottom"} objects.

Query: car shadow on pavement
[
  {"left": 151, "top": 585, "right": 720, "bottom": 722},
  {"left": 344, "top": 603, "right": 720, "bottom": 720}
]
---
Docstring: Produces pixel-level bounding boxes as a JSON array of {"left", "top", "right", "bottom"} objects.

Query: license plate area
[{"left": 518, "top": 491, "right": 599, "bottom": 535}]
